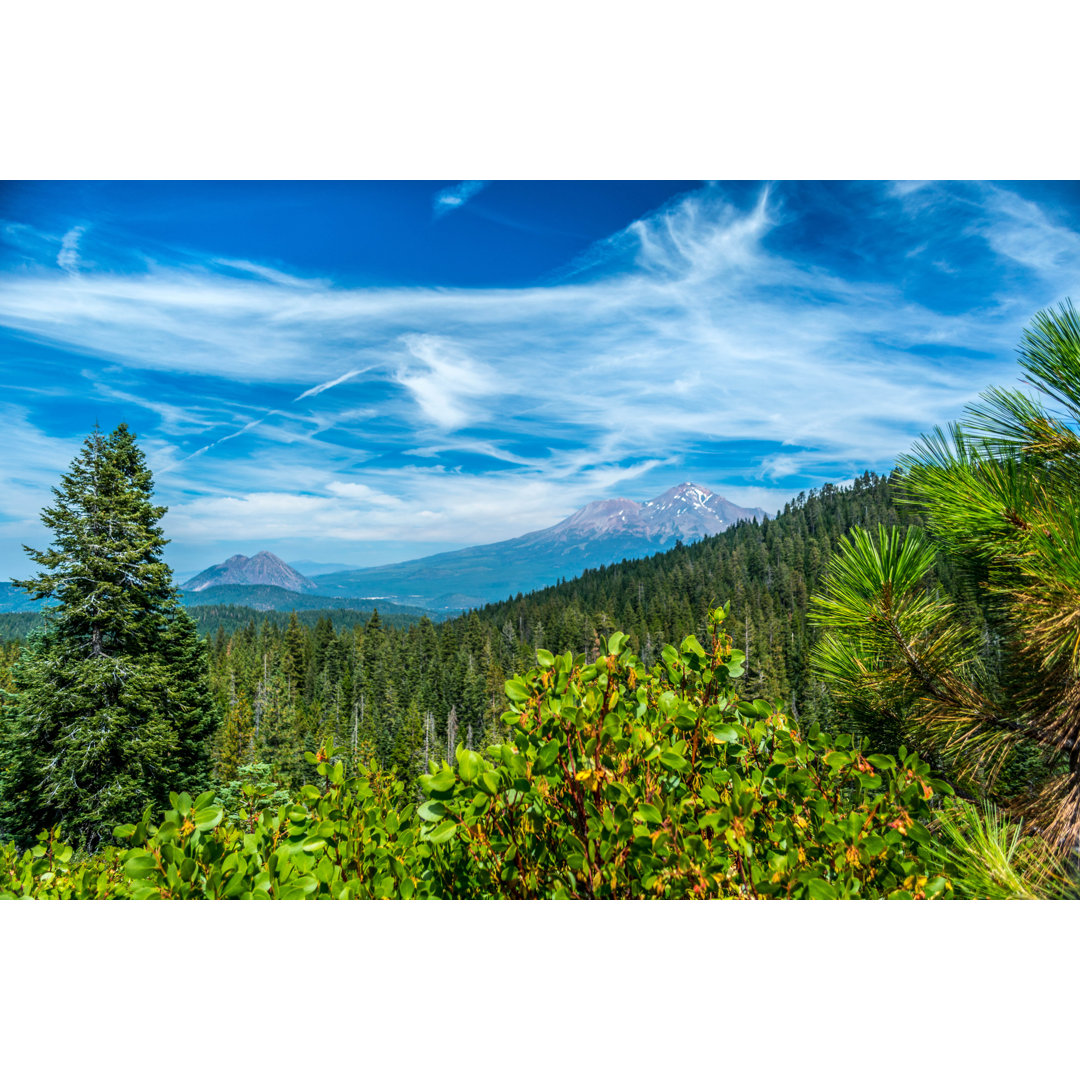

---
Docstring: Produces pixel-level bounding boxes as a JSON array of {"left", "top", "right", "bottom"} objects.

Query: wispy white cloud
[
  {"left": 395, "top": 334, "right": 498, "bottom": 430},
  {"left": 90, "top": 383, "right": 223, "bottom": 436},
  {"left": 212, "top": 257, "right": 323, "bottom": 288},
  {"left": 164, "top": 459, "right": 671, "bottom": 548},
  {"left": 160, "top": 414, "right": 280, "bottom": 473},
  {"left": 889, "top": 180, "right": 934, "bottom": 199},
  {"left": 979, "top": 187, "right": 1080, "bottom": 279},
  {"left": 433, "top": 180, "right": 487, "bottom": 218},
  {"left": 57, "top": 225, "right": 85, "bottom": 273}
]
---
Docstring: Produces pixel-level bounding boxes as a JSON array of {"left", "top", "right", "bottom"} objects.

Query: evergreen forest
[{"left": 3, "top": 304, "right": 1080, "bottom": 899}]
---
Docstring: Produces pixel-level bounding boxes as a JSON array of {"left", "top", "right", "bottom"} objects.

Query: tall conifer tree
[{"left": 0, "top": 424, "right": 216, "bottom": 849}]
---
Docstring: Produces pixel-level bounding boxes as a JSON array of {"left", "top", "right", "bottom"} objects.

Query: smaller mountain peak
[{"left": 184, "top": 551, "right": 318, "bottom": 593}]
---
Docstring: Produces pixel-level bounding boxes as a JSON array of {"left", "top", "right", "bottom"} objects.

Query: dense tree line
[
  {"left": 0, "top": 603, "right": 419, "bottom": 643},
  {"left": 204, "top": 607, "right": 507, "bottom": 792}
]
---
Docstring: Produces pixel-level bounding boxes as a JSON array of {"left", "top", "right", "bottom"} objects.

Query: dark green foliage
[
  {"left": 0, "top": 613, "right": 45, "bottom": 638},
  {"left": 185, "top": 603, "right": 424, "bottom": 637},
  {"left": 0, "top": 425, "right": 216, "bottom": 850},
  {"left": 212, "top": 762, "right": 291, "bottom": 831}
]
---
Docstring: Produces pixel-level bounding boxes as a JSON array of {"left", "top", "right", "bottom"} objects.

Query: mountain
[
  {"left": 546, "top": 482, "right": 765, "bottom": 545},
  {"left": 3, "top": 485, "right": 764, "bottom": 619},
  {"left": 183, "top": 551, "right": 319, "bottom": 593},
  {"left": 310, "top": 482, "right": 766, "bottom": 611}
]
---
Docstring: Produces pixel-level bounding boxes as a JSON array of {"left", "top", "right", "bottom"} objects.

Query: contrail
[
  {"left": 159, "top": 365, "right": 375, "bottom": 474},
  {"left": 293, "top": 366, "right": 369, "bottom": 402}
]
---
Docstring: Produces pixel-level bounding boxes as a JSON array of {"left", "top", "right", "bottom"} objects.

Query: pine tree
[
  {"left": 0, "top": 424, "right": 216, "bottom": 849},
  {"left": 215, "top": 693, "right": 254, "bottom": 782},
  {"left": 390, "top": 698, "right": 423, "bottom": 786},
  {"left": 811, "top": 301, "right": 1080, "bottom": 847}
]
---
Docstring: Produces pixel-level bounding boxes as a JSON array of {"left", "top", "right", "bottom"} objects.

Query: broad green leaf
[
  {"left": 680, "top": 635, "right": 706, "bottom": 657},
  {"left": 417, "top": 800, "right": 446, "bottom": 822},
  {"left": 477, "top": 772, "right": 501, "bottom": 796},
  {"left": 123, "top": 855, "right": 157, "bottom": 880},
  {"left": 427, "top": 821, "right": 458, "bottom": 844},
  {"left": 425, "top": 769, "right": 457, "bottom": 793},
  {"left": 193, "top": 805, "right": 223, "bottom": 831},
  {"left": 505, "top": 678, "right": 530, "bottom": 703},
  {"left": 456, "top": 748, "right": 483, "bottom": 783},
  {"left": 806, "top": 878, "right": 837, "bottom": 900},
  {"left": 659, "top": 749, "right": 688, "bottom": 772},
  {"left": 536, "top": 740, "right": 561, "bottom": 770}
]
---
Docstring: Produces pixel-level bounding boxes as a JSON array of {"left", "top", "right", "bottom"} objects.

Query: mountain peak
[
  {"left": 649, "top": 481, "right": 714, "bottom": 505},
  {"left": 541, "top": 482, "right": 765, "bottom": 545},
  {"left": 637, "top": 481, "right": 764, "bottom": 540},
  {"left": 184, "top": 551, "right": 318, "bottom": 594}
]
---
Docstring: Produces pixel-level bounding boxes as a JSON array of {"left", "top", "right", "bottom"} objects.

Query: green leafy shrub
[
  {"left": 1, "top": 609, "right": 952, "bottom": 899},
  {"left": 417, "top": 607, "right": 950, "bottom": 898},
  {"left": 0, "top": 828, "right": 128, "bottom": 899}
]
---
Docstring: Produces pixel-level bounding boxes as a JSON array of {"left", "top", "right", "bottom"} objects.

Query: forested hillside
[{"left": 463, "top": 471, "right": 925, "bottom": 728}]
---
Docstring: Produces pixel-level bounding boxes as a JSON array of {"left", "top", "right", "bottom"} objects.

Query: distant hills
[
  {"left": 1, "top": 482, "right": 765, "bottom": 617},
  {"left": 0, "top": 583, "right": 41, "bottom": 614}
]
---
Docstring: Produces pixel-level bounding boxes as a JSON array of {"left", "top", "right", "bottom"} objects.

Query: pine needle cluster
[{"left": 811, "top": 301, "right": 1080, "bottom": 851}]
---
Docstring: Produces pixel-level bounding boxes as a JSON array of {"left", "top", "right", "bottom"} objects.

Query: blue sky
[{"left": 2, "top": 180, "right": 1080, "bottom": 579}]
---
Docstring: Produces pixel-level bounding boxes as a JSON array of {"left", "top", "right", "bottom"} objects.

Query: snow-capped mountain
[
  {"left": 547, "top": 482, "right": 764, "bottom": 544},
  {"left": 183, "top": 551, "right": 319, "bottom": 594},
  {"left": 311, "top": 483, "right": 766, "bottom": 610}
]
